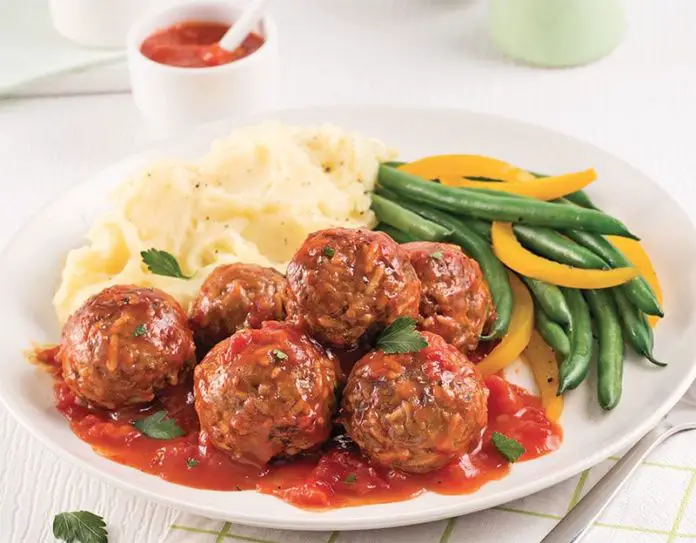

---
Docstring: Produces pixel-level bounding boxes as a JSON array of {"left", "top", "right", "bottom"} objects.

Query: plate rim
[{"left": 2, "top": 104, "right": 695, "bottom": 531}]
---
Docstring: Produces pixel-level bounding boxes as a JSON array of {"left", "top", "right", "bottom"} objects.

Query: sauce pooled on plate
[{"left": 37, "top": 346, "right": 562, "bottom": 510}]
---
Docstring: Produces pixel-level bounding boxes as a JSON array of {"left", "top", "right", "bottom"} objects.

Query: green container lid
[{"left": 489, "top": 0, "right": 626, "bottom": 68}]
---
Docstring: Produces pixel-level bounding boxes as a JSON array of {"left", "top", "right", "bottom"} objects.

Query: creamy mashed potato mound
[{"left": 54, "top": 123, "right": 396, "bottom": 322}]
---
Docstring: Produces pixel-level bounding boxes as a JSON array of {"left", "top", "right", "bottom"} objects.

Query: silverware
[{"left": 541, "top": 386, "right": 696, "bottom": 543}]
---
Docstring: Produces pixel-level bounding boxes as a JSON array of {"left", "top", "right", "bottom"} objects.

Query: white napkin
[
  {"left": 161, "top": 428, "right": 696, "bottom": 543},
  {"left": 0, "top": 0, "right": 124, "bottom": 95}
]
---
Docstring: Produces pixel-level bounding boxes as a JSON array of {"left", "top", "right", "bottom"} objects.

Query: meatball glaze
[
  {"left": 341, "top": 332, "right": 488, "bottom": 473},
  {"left": 194, "top": 321, "right": 340, "bottom": 466},
  {"left": 189, "top": 263, "right": 287, "bottom": 353},
  {"left": 59, "top": 285, "right": 196, "bottom": 409},
  {"left": 286, "top": 228, "right": 421, "bottom": 347},
  {"left": 403, "top": 241, "right": 495, "bottom": 352}
]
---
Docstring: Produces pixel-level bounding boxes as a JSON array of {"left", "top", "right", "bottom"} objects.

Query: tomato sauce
[
  {"left": 40, "top": 346, "right": 561, "bottom": 510},
  {"left": 140, "top": 21, "right": 265, "bottom": 68}
]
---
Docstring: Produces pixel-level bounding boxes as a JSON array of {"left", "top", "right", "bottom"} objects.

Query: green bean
[
  {"left": 378, "top": 165, "right": 638, "bottom": 239},
  {"left": 473, "top": 171, "right": 595, "bottom": 210},
  {"left": 521, "top": 276, "right": 572, "bottom": 326},
  {"left": 370, "top": 194, "right": 452, "bottom": 241},
  {"left": 380, "top": 162, "right": 501, "bottom": 183},
  {"left": 512, "top": 225, "right": 610, "bottom": 269},
  {"left": 460, "top": 218, "right": 491, "bottom": 241},
  {"left": 612, "top": 288, "right": 666, "bottom": 367},
  {"left": 565, "top": 191, "right": 599, "bottom": 210},
  {"left": 563, "top": 229, "right": 621, "bottom": 260},
  {"left": 534, "top": 305, "right": 571, "bottom": 358},
  {"left": 558, "top": 288, "right": 594, "bottom": 393},
  {"left": 375, "top": 189, "right": 513, "bottom": 340},
  {"left": 584, "top": 289, "right": 624, "bottom": 410},
  {"left": 456, "top": 171, "right": 596, "bottom": 210},
  {"left": 379, "top": 162, "right": 498, "bottom": 182},
  {"left": 563, "top": 229, "right": 663, "bottom": 317},
  {"left": 374, "top": 223, "right": 417, "bottom": 244}
]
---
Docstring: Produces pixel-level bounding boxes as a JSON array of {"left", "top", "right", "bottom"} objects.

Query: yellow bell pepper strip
[
  {"left": 398, "top": 154, "right": 535, "bottom": 183},
  {"left": 521, "top": 331, "right": 564, "bottom": 422},
  {"left": 492, "top": 222, "right": 638, "bottom": 289},
  {"left": 477, "top": 273, "right": 534, "bottom": 377},
  {"left": 437, "top": 169, "right": 597, "bottom": 202},
  {"left": 606, "top": 236, "right": 663, "bottom": 327}
]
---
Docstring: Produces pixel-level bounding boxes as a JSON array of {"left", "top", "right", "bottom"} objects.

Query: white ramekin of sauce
[
  {"left": 50, "top": 0, "right": 173, "bottom": 49},
  {"left": 127, "top": 0, "right": 278, "bottom": 131}
]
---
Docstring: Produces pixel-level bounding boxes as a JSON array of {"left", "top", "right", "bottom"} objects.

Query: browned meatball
[
  {"left": 286, "top": 228, "right": 421, "bottom": 347},
  {"left": 194, "top": 321, "right": 339, "bottom": 466},
  {"left": 59, "top": 285, "right": 196, "bottom": 409},
  {"left": 403, "top": 241, "right": 495, "bottom": 352},
  {"left": 341, "top": 332, "right": 488, "bottom": 473},
  {"left": 189, "top": 263, "right": 287, "bottom": 353}
]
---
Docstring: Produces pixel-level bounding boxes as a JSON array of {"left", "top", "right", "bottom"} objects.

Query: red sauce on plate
[
  {"left": 140, "top": 21, "right": 265, "bottom": 68},
  {"left": 39, "top": 346, "right": 561, "bottom": 510}
]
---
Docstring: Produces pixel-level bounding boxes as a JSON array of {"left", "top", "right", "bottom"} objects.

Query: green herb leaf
[
  {"left": 323, "top": 246, "right": 335, "bottom": 258},
  {"left": 376, "top": 317, "right": 428, "bottom": 354},
  {"left": 491, "top": 432, "right": 525, "bottom": 463},
  {"left": 344, "top": 473, "right": 357, "bottom": 484},
  {"left": 430, "top": 251, "right": 444, "bottom": 260},
  {"left": 271, "top": 349, "right": 288, "bottom": 361},
  {"left": 133, "top": 324, "right": 147, "bottom": 337},
  {"left": 186, "top": 457, "right": 199, "bottom": 469},
  {"left": 140, "top": 248, "right": 192, "bottom": 279},
  {"left": 132, "top": 410, "right": 185, "bottom": 440},
  {"left": 53, "top": 511, "right": 108, "bottom": 543}
]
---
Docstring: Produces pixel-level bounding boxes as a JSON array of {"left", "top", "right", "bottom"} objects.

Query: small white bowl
[
  {"left": 50, "top": 0, "right": 174, "bottom": 49},
  {"left": 127, "top": 0, "right": 279, "bottom": 132}
]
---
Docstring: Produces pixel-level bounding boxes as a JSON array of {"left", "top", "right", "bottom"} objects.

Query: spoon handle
[
  {"left": 541, "top": 422, "right": 674, "bottom": 543},
  {"left": 218, "top": 0, "right": 271, "bottom": 52}
]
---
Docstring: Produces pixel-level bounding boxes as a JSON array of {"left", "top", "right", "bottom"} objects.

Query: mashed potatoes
[{"left": 54, "top": 122, "right": 396, "bottom": 322}]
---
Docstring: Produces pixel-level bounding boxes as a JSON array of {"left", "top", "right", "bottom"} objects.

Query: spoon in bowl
[{"left": 218, "top": 0, "right": 272, "bottom": 53}]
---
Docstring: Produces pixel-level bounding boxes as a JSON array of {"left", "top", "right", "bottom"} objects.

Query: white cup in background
[
  {"left": 127, "top": 0, "right": 278, "bottom": 134},
  {"left": 49, "top": 0, "right": 180, "bottom": 49}
]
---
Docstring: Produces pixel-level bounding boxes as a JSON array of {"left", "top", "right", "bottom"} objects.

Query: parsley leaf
[
  {"left": 271, "top": 349, "right": 288, "bottom": 361},
  {"left": 491, "top": 432, "right": 525, "bottom": 462},
  {"left": 430, "top": 251, "right": 444, "bottom": 260},
  {"left": 186, "top": 457, "right": 199, "bottom": 469},
  {"left": 53, "top": 511, "right": 108, "bottom": 543},
  {"left": 323, "top": 246, "right": 335, "bottom": 258},
  {"left": 132, "top": 410, "right": 185, "bottom": 440},
  {"left": 133, "top": 324, "right": 146, "bottom": 337},
  {"left": 140, "top": 248, "right": 192, "bottom": 279},
  {"left": 344, "top": 473, "right": 357, "bottom": 484},
  {"left": 376, "top": 317, "right": 428, "bottom": 354}
]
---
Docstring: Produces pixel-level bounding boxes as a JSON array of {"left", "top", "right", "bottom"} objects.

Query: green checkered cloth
[{"left": 163, "top": 431, "right": 696, "bottom": 543}]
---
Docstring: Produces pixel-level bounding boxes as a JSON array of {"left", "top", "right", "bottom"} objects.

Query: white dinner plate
[{"left": 2, "top": 106, "right": 696, "bottom": 531}]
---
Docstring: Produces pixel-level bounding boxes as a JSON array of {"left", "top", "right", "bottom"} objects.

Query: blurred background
[{"left": 1, "top": 0, "right": 692, "bottom": 239}]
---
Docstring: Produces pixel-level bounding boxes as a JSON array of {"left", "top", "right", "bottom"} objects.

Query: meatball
[
  {"left": 194, "top": 321, "right": 339, "bottom": 466},
  {"left": 341, "top": 332, "right": 488, "bottom": 473},
  {"left": 286, "top": 228, "right": 421, "bottom": 347},
  {"left": 403, "top": 241, "right": 495, "bottom": 352},
  {"left": 189, "top": 263, "right": 287, "bottom": 353},
  {"left": 59, "top": 285, "right": 196, "bottom": 410}
]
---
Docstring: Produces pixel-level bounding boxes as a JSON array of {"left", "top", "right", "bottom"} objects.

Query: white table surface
[{"left": 2, "top": 1, "right": 696, "bottom": 541}]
